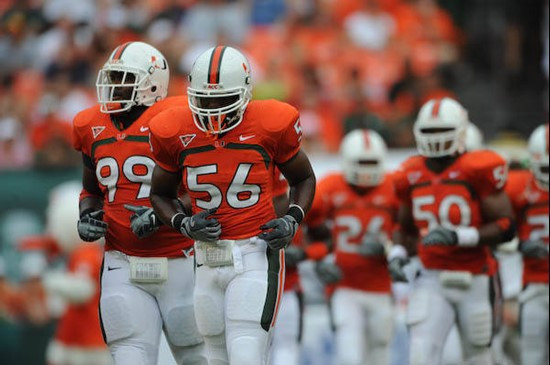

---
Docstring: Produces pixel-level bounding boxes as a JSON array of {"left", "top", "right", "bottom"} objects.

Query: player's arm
[
  {"left": 77, "top": 159, "right": 108, "bottom": 242},
  {"left": 150, "top": 166, "right": 185, "bottom": 226},
  {"left": 260, "top": 150, "right": 316, "bottom": 250}
]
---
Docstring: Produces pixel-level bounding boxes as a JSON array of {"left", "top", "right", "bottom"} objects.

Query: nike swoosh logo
[
  {"left": 196, "top": 264, "right": 204, "bottom": 268},
  {"left": 107, "top": 266, "right": 121, "bottom": 271},
  {"left": 239, "top": 135, "right": 255, "bottom": 142},
  {"left": 140, "top": 126, "right": 149, "bottom": 132}
]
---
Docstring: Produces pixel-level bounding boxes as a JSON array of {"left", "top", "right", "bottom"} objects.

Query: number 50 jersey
[
  {"left": 149, "top": 99, "right": 303, "bottom": 239},
  {"left": 394, "top": 150, "right": 508, "bottom": 274},
  {"left": 72, "top": 96, "right": 192, "bottom": 257}
]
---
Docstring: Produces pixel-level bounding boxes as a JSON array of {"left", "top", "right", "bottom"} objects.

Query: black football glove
[
  {"left": 285, "top": 246, "right": 307, "bottom": 268},
  {"left": 124, "top": 205, "right": 160, "bottom": 239},
  {"left": 519, "top": 240, "right": 549, "bottom": 259},
  {"left": 315, "top": 261, "right": 343, "bottom": 284},
  {"left": 358, "top": 234, "right": 386, "bottom": 257},
  {"left": 423, "top": 226, "right": 458, "bottom": 246},
  {"left": 388, "top": 257, "right": 409, "bottom": 283},
  {"left": 172, "top": 209, "right": 221, "bottom": 242},
  {"left": 259, "top": 215, "right": 298, "bottom": 250},
  {"left": 77, "top": 210, "right": 108, "bottom": 242}
]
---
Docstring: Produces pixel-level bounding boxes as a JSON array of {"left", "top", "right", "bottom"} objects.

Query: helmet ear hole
[{"left": 151, "top": 86, "right": 157, "bottom": 92}]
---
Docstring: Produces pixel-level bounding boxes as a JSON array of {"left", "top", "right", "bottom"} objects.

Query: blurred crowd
[{"left": 0, "top": 0, "right": 548, "bottom": 170}]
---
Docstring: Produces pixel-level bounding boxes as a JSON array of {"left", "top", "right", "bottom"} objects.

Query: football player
[
  {"left": 148, "top": 46, "right": 316, "bottom": 365},
  {"left": 270, "top": 168, "right": 328, "bottom": 365},
  {"left": 72, "top": 42, "right": 206, "bottom": 365},
  {"left": 305, "top": 129, "right": 397, "bottom": 365},
  {"left": 506, "top": 124, "right": 549, "bottom": 365},
  {"left": 392, "top": 97, "right": 516, "bottom": 365}
]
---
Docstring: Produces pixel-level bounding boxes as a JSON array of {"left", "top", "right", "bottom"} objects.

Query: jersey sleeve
[
  {"left": 466, "top": 150, "right": 509, "bottom": 198},
  {"left": 392, "top": 165, "right": 412, "bottom": 204},
  {"left": 271, "top": 104, "right": 302, "bottom": 164},
  {"left": 149, "top": 108, "right": 183, "bottom": 173},
  {"left": 72, "top": 110, "right": 90, "bottom": 155}
]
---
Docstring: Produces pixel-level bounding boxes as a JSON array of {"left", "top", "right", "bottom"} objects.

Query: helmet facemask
[
  {"left": 96, "top": 65, "right": 152, "bottom": 114},
  {"left": 531, "top": 154, "right": 549, "bottom": 190},
  {"left": 414, "top": 126, "right": 466, "bottom": 158},
  {"left": 188, "top": 87, "right": 250, "bottom": 134},
  {"left": 344, "top": 159, "right": 384, "bottom": 187}
]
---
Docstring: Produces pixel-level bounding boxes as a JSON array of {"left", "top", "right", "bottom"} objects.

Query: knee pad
[
  {"left": 228, "top": 336, "right": 267, "bottom": 365},
  {"left": 164, "top": 304, "right": 203, "bottom": 347},
  {"left": 409, "top": 338, "right": 436, "bottom": 365},
  {"left": 110, "top": 342, "right": 156, "bottom": 365},
  {"left": 194, "top": 294, "right": 225, "bottom": 337},
  {"left": 170, "top": 342, "right": 208, "bottom": 365},
  {"left": 462, "top": 305, "right": 492, "bottom": 347},
  {"left": 406, "top": 290, "right": 430, "bottom": 326},
  {"left": 100, "top": 295, "right": 135, "bottom": 343},
  {"left": 226, "top": 278, "right": 266, "bottom": 323}
]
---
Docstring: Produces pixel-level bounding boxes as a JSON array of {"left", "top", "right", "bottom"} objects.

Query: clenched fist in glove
[
  {"left": 77, "top": 210, "right": 108, "bottom": 242},
  {"left": 124, "top": 205, "right": 160, "bottom": 239},
  {"left": 259, "top": 215, "right": 299, "bottom": 250},
  {"left": 171, "top": 209, "right": 221, "bottom": 242},
  {"left": 423, "top": 226, "right": 479, "bottom": 247},
  {"left": 315, "top": 260, "right": 343, "bottom": 284},
  {"left": 519, "top": 240, "right": 549, "bottom": 259},
  {"left": 358, "top": 234, "right": 386, "bottom": 257}
]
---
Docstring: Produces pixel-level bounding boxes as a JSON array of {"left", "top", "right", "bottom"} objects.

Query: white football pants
[
  {"left": 271, "top": 290, "right": 302, "bottom": 365},
  {"left": 193, "top": 238, "right": 285, "bottom": 365},
  {"left": 331, "top": 288, "right": 394, "bottom": 365},
  {"left": 520, "top": 283, "right": 549, "bottom": 365},
  {"left": 99, "top": 250, "right": 206, "bottom": 365},
  {"left": 407, "top": 269, "right": 494, "bottom": 365}
]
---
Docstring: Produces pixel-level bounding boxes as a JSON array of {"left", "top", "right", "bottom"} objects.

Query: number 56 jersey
[
  {"left": 72, "top": 96, "right": 193, "bottom": 257},
  {"left": 394, "top": 150, "right": 508, "bottom": 274},
  {"left": 149, "top": 99, "right": 303, "bottom": 240}
]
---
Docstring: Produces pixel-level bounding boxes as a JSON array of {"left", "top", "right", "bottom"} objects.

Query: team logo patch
[
  {"left": 92, "top": 126, "right": 106, "bottom": 139},
  {"left": 180, "top": 134, "right": 196, "bottom": 147}
]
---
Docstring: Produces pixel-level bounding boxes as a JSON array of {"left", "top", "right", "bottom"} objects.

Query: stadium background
[{"left": 0, "top": 0, "right": 548, "bottom": 364}]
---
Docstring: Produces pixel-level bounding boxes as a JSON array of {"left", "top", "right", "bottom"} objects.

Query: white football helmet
[
  {"left": 528, "top": 123, "right": 549, "bottom": 190},
  {"left": 187, "top": 46, "right": 252, "bottom": 134},
  {"left": 96, "top": 41, "right": 169, "bottom": 114},
  {"left": 46, "top": 181, "right": 83, "bottom": 253},
  {"left": 340, "top": 129, "right": 387, "bottom": 187},
  {"left": 464, "top": 122, "right": 484, "bottom": 151},
  {"left": 413, "top": 98, "right": 469, "bottom": 157}
]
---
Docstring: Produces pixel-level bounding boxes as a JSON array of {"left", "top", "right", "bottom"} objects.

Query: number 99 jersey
[
  {"left": 149, "top": 99, "right": 303, "bottom": 239},
  {"left": 394, "top": 150, "right": 508, "bottom": 274},
  {"left": 72, "top": 96, "right": 193, "bottom": 257}
]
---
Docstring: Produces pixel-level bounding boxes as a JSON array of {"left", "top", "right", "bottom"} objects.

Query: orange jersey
[
  {"left": 149, "top": 99, "right": 303, "bottom": 239},
  {"left": 394, "top": 150, "right": 508, "bottom": 274},
  {"left": 55, "top": 244, "right": 106, "bottom": 348},
  {"left": 506, "top": 170, "right": 549, "bottom": 284},
  {"left": 72, "top": 96, "right": 193, "bottom": 257},
  {"left": 309, "top": 173, "right": 398, "bottom": 293}
]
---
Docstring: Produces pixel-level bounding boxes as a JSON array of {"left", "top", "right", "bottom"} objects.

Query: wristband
[
  {"left": 455, "top": 227, "right": 480, "bottom": 247},
  {"left": 171, "top": 213, "right": 186, "bottom": 230},
  {"left": 79, "top": 207, "right": 97, "bottom": 219},
  {"left": 287, "top": 204, "right": 305, "bottom": 224}
]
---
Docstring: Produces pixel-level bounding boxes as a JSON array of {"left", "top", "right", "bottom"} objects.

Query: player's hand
[
  {"left": 259, "top": 215, "right": 298, "bottom": 250},
  {"left": 388, "top": 257, "right": 409, "bottom": 282},
  {"left": 423, "top": 226, "right": 458, "bottom": 246},
  {"left": 124, "top": 205, "right": 160, "bottom": 239},
  {"left": 358, "top": 234, "right": 386, "bottom": 257},
  {"left": 77, "top": 210, "right": 108, "bottom": 242},
  {"left": 519, "top": 240, "right": 549, "bottom": 259},
  {"left": 174, "top": 209, "right": 221, "bottom": 242},
  {"left": 285, "top": 246, "right": 307, "bottom": 268},
  {"left": 315, "top": 261, "right": 342, "bottom": 284}
]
